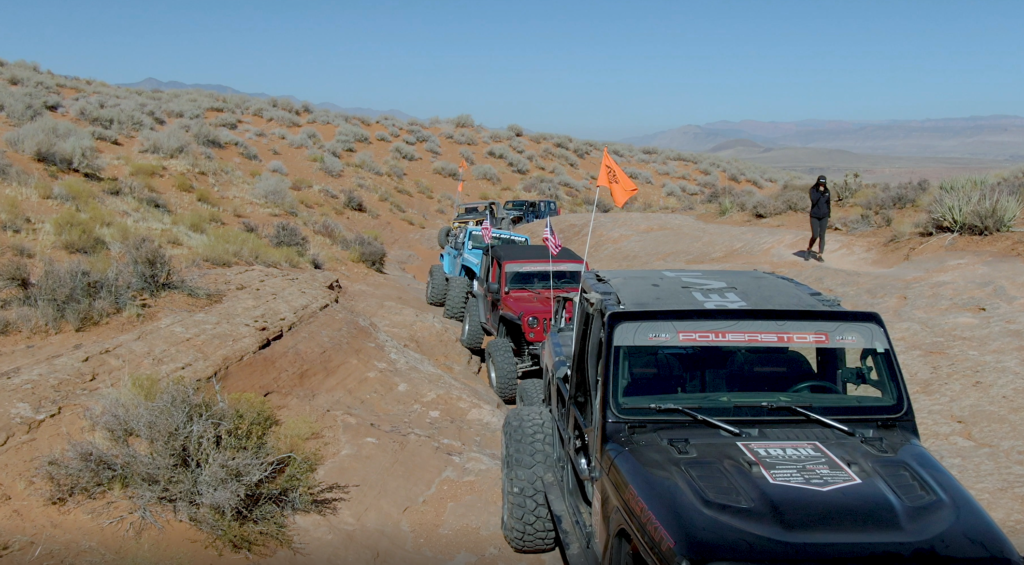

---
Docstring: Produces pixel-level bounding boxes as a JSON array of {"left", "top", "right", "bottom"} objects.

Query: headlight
[{"left": 526, "top": 316, "right": 540, "bottom": 329}]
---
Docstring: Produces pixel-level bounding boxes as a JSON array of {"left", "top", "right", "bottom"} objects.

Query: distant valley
[{"left": 625, "top": 116, "right": 1024, "bottom": 182}]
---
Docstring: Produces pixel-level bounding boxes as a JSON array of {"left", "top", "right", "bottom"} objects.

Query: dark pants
[{"left": 808, "top": 216, "right": 828, "bottom": 254}]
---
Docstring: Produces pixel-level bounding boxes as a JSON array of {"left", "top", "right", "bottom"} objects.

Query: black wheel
[
  {"left": 442, "top": 276, "right": 470, "bottom": 320},
  {"left": 459, "top": 296, "right": 485, "bottom": 350},
  {"left": 438, "top": 225, "right": 452, "bottom": 249},
  {"left": 516, "top": 379, "right": 544, "bottom": 406},
  {"left": 487, "top": 338, "right": 518, "bottom": 404},
  {"left": 502, "top": 406, "right": 557, "bottom": 553},
  {"left": 425, "top": 265, "right": 448, "bottom": 306}
]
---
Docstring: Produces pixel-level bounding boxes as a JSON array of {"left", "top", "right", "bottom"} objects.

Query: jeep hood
[
  {"left": 503, "top": 290, "right": 570, "bottom": 314},
  {"left": 607, "top": 432, "right": 1021, "bottom": 563}
]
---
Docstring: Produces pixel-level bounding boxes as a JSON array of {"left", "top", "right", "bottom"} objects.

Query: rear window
[{"left": 610, "top": 319, "right": 905, "bottom": 419}]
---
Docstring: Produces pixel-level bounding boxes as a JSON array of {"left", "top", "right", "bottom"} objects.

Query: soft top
[
  {"left": 489, "top": 245, "right": 583, "bottom": 263},
  {"left": 586, "top": 269, "right": 843, "bottom": 312},
  {"left": 459, "top": 201, "right": 499, "bottom": 208}
]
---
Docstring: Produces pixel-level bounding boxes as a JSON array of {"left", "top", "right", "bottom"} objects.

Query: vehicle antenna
[{"left": 571, "top": 149, "right": 604, "bottom": 347}]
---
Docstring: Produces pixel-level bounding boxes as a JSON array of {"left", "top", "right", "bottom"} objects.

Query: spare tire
[
  {"left": 443, "top": 276, "right": 470, "bottom": 320},
  {"left": 501, "top": 406, "right": 557, "bottom": 553},
  {"left": 486, "top": 338, "right": 518, "bottom": 404},
  {"left": 425, "top": 264, "right": 448, "bottom": 306},
  {"left": 438, "top": 225, "right": 451, "bottom": 249}
]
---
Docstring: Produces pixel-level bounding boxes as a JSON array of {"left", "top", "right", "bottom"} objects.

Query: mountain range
[
  {"left": 623, "top": 115, "right": 1024, "bottom": 161},
  {"left": 117, "top": 78, "right": 416, "bottom": 122}
]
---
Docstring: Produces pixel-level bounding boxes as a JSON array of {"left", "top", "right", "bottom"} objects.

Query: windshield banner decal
[
  {"left": 737, "top": 442, "right": 861, "bottom": 491},
  {"left": 678, "top": 331, "right": 830, "bottom": 345}
]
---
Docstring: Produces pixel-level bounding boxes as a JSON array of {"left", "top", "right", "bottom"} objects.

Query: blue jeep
[{"left": 425, "top": 225, "right": 530, "bottom": 321}]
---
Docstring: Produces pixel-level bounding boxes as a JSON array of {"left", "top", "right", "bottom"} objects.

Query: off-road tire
[
  {"left": 502, "top": 406, "right": 557, "bottom": 553},
  {"left": 516, "top": 379, "right": 544, "bottom": 407},
  {"left": 487, "top": 338, "right": 519, "bottom": 404},
  {"left": 425, "top": 265, "right": 448, "bottom": 306},
  {"left": 438, "top": 225, "right": 451, "bottom": 249},
  {"left": 443, "top": 276, "right": 471, "bottom": 320},
  {"left": 459, "top": 296, "right": 485, "bottom": 350}
]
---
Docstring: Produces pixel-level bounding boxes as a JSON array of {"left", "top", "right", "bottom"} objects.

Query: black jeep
[
  {"left": 502, "top": 199, "right": 561, "bottom": 226},
  {"left": 500, "top": 269, "right": 1021, "bottom": 564}
]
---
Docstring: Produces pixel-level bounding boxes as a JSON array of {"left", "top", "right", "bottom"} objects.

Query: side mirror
[{"left": 487, "top": 282, "right": 499, "bottom": 294}]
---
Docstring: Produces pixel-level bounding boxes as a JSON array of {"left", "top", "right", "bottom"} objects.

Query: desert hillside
[{"left": 1, "top": 58, "right": 1023, "bottom": 563}]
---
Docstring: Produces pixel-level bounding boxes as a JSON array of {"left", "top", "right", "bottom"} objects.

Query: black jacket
[{"left": 809, "top": 186, "right": 831, "bottom": 219}]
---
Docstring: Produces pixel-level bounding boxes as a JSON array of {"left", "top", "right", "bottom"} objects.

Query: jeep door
[
  {"left": 553, "top": 298, "right": 604, "bottom": 548},
  {"left": 485, "top": 257, "right": 503, "bottom": 330}
]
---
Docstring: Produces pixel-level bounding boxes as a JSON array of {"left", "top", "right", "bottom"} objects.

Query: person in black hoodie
[{"left": 805, "top": 175, "right": 838, "bottom": 262}]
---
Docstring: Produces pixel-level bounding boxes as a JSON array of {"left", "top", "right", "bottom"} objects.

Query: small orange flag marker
[
  {"left": 458, "top": 159, "right": 468, "bottom": 172},
  {"left": 596, "top": 147, "right": 638, "bottom": 208},
  {"left": 457, "top": 180, "right": 464, "bottom": 192}
]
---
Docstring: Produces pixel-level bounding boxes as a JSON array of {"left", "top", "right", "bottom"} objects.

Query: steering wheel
[{"left": 787, "top": 380, "right": 843, "bottom": 394}]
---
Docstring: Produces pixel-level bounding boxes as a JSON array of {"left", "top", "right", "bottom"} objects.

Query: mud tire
[
  {"left": 501, "top": 406, "right": 557, "bottom": 553},
  {"left": 443, "top": 276, "right": 471, "bottom": 321},
  {"left": 487, "top": 338, "right": 519, "bottom": 404},
  {"left": 459, "top": 296, "right": 485, "bottom": 350},
  {"left": 425, "top": 265, "right": 448, "bottom": 306},
  {"left": 516, "top": 379, "right": 544, "bottom": 407},
  {"left": 438, "top": 226, "right": 451, "bottom": 249}
]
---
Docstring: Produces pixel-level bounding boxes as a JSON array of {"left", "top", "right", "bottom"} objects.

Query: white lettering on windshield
[{"left": 661, "top": 272, "right": 749, "bottom": 309}]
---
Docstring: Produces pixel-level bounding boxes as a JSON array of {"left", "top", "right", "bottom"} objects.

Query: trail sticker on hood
[{"left": 738, "top": 442, "right": 861, "bottom": 491}]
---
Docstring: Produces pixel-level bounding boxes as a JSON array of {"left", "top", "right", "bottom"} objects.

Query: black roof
[
  {"left": 489, "top": 245, "right": 583, "bottom": 263},
  {"left": 583, "top": 269, "right": 843, "bottom": 311}
]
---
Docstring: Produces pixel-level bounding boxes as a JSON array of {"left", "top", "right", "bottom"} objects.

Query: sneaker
[
  {"left": 804, "top": 249, "right": 813, "bottom": 261},
  {"left": 816, "top": 254, "right": 825, "bottom": 263}
]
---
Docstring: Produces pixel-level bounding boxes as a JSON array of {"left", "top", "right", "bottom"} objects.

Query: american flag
[
  {"left": 481, "top": 214, "right": 492, "bottom": 244},
  {"left": 542, "top": 217, "right": 562, "bottom": 256}
]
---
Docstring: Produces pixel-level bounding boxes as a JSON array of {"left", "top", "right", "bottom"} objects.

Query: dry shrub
[
  {"left": 309, "top": 216, "right": 347, "bottom": 245},
  {"left": 930, "top": 176, "right": 1023, "bottom": 235},
  {"left": 22, "top": 260, "right": 123, "bottom": 331},
  {"left": 268, "top": 221, "right": 309, "bottom": 254},
  {"left": 38, "top": 375, "right": 347, "bottom": 556},
  {"left": 173, "top": 209, "right": 223, "bottom": 234},
  {"left": 0, "top": 194, "right": 26, "bottom": 233},
  {"left": 0, "top": 257, "right": 32, "bottom": 291},
  {"left": 346, "top": 234, "right": 386, "bottom": 272},
  {"left": 51, "top": 209, "right": 106, "bottom": 254},
  {"left": 341, "top": 189, "right": 365, "bottom": 212},
  {"left": 199, "top": 228, "right": 304, "bottom": 268},
  {"left": 4, "top": 118, "right": 103, "bottom": 175},
  {"left": 253, "top": 174, "right": 297, "bottom": 214},
  {"left": 432, "top": 161, "right": 459, "bottom": 179}
]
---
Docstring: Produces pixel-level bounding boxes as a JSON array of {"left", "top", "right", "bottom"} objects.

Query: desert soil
[{"left": 1, "top": 212, "right": 1022, "bottom": 563}]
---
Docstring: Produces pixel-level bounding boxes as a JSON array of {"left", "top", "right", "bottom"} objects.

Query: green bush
[{"left": 39, "top": 376, "right": 347, "bottom": 556}]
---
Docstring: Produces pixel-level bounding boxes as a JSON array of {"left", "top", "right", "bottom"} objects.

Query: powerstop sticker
[{"left": 737, "top": 442, "right": 861, "bottom": 491}]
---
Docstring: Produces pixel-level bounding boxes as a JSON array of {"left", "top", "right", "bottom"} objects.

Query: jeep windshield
[
  {"left": 609, "top": 319, "right": 907, "bottom": 420},
  {"left": 505, "top": 262, "right": 583, "bottom": 290},
  {"left": 503, "top": 200, "right": 527, "bottom": 211},
  {"left": 468, "top": 231, "right": 528, "bottom": 247}
]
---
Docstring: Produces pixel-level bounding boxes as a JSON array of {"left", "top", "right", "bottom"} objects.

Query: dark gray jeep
[{"left": 500, "top": 269, "right": 1021, "bottom": 565}]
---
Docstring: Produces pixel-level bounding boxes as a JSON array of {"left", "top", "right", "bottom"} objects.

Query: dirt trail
[
  {"left": 522, "top": 213, "right": 1024, "bottom": 550},
  {"left": 1, "top": 212, "right": 1021, "bottom": 562}
]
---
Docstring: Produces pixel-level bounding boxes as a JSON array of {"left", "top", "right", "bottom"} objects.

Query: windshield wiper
[
  {"left": 622, "top": 404, "right": 745, "bottom": 437},
  {"left": 733, "top": 402, "right": 860, "bottom": 437}
]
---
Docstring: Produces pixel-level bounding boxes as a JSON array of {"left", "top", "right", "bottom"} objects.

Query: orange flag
[
  {"left": 458, "top": 159, "right": 468, "bottom": 172},
  {"left": 596, "top": 147, "right": 638, "bottom": 207},
  {"left": 457, "top": 180, "right": 464, "bottom": 192}
]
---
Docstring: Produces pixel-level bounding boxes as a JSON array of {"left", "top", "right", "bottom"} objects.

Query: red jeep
[{"left": 459, "top": 245, "right": 585, "bottom": 403}]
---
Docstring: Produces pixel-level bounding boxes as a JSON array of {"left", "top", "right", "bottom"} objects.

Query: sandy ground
[{"left": 1, "top": 212, "right": 1022, "bottom": 563}]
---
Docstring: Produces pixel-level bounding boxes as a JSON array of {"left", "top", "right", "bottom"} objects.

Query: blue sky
[{"left": 2, "top": 0, "right": 1021, "bottom": 139}]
